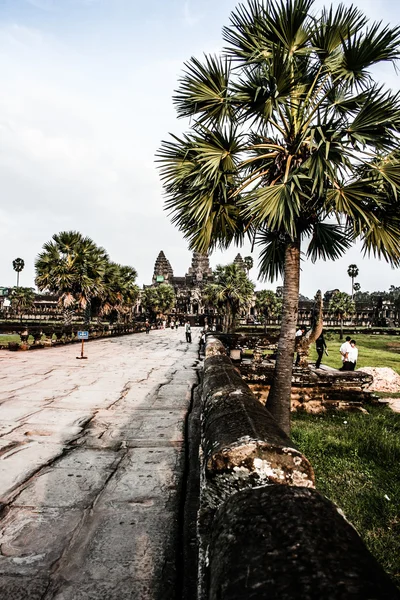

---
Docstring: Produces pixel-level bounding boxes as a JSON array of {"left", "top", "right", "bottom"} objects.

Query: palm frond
[
  {"left": 306, "top": 222, "right": 352, "bottom": 262},
  {"left": 256, "top": 228, "right": 287, "bottom": 281},
  {"left": 173, "top": 55, "right": 234, "bottom": 125}
]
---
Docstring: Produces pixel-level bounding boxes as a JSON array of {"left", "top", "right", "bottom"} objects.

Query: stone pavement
[{"left": 0, "top": 328, "right": 200, "bottom": 600}]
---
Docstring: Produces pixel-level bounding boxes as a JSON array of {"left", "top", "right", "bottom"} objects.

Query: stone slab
[
  {"left": 0, "top": 507, "right": 82, "bottom": 576},
  {"left": 14, "top": 468, "right": 111, "bottom": 508}
]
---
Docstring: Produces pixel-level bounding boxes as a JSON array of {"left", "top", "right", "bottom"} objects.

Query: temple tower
[{"left": 152, "top": 251, "right": 174, "bottom": 284}]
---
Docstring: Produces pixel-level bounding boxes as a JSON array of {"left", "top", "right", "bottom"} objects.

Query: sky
[{"left": 0, "top": 0, "right": 400, "bottom": 299}]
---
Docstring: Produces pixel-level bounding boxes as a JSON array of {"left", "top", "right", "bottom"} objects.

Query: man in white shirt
[
  {"left": 347, "top": 340, "right": 358, "bottom": 371},
  {"left": 339, "top": 336, "right": 352, "bottom": 370}
]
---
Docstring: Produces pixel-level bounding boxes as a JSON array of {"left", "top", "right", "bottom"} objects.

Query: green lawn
[
  {"left": 292, "top": 406, "right": 400, "bottom": 587},
  {"left": 309, "top": 333, "right": 400, "bottom": 375}
]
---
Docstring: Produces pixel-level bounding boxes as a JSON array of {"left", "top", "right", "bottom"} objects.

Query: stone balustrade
[{"left": 191, "top": 336, "right": 400, "bottom": 600}]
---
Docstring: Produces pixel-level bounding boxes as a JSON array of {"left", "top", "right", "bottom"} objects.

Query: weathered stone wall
[
  {"left": 240, "top": 362, "right": 374, "bottom": 412},
  {"left": 195, "top": 337, "right": 399, "bottom": 600}
]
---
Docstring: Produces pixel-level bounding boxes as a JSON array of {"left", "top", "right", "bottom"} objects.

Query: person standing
[
  {"left": 315, "top": 331, "right": 327, "bottom": 369},
  {"left": 145, "top": 320, "right": 150, "bottom": 334},
  {"left": 346, "top": 339, "right": 358, "bottom": 371},
  {"left": 339, "top": 336, "right": 352, "bottom": 370},
  {"left": 185, "top": 320, "right": 192, "bottom": 343}
]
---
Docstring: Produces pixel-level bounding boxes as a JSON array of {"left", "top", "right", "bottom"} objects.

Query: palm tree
[
  {"left": 347, "top": 264, "right": 359, "bottom": 299},
  {"left": 12, "top": 258, "right": 24, "bottom": 288},
  {"left": 255, "top": 289, "right": 282, "bottom": 329},
  {"left": 329, "top": 292, "right": 355, "bottom": 340},
  {"left": 158, "top": 0, "right": 400, "bottom": 434},
  {"left": 35, "top": 231, "right": 109, "bottom": 326},
  {"left": 97, "top": 263, "right": 139, "bottom": 323},
  {"left": 244, "top": 255, "right": 254, "bottom": 276},
  {"left": 142, "top": 284, "right": 176, "bottom": 320},
  {"left": 10, "top": 286, "right": 35, "bottom": 322},
  {"left": 203, "top": 263, "right": 254, "bottom": 333}
]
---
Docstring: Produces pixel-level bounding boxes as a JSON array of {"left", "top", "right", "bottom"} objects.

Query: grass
[{"left": 292, "top": 406, "right": 400, "bottom": 587}]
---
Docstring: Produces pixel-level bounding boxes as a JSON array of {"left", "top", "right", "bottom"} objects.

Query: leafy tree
[
  {"left": 35, "top": 231, "right": 109, "bottom": 325},
  {"left": 255, "top": 289, "right": 282, "bottom": 329},
  {"left": 141, "top": 284, "right": 176, "bottom": 320},
  {"left": 95, "top": 263, "right": 139, "bottom": 323},
  {"left": 329, "top": 291, "right": 355, "bottom": 339},
  {"left": 158, "top": 0, "right": 400, "bottom": 433},
  {"left": 353, "top": 282, "right": 361, "bottom": 294},
  {"left": 203, "top": 263, "right": 254, "bottom": 333},
  {"left": 10, "top": 286, "right": 35, "bottom": 322},
  {"left": 347, "top": 264, "right": 359, "bottom": 299},
  {"left": 12, "top": 258, "right": 24, "bottom": 288}
]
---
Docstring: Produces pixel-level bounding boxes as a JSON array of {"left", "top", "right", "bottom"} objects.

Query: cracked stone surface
[{"left": 0, "top": 329, "right": 200, "bottom": 600}]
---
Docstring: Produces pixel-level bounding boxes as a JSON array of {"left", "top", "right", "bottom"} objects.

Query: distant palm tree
[
  {"left": 12, "top": 258, "right": 24, "bottom": 288},
  {"left": 244, "top": 256, "right": 254, "bottom": 276},
  {"left": 347, "top": 264, "right": 359, "bottom": 299},
  {"left": 10, "top": 286, "right": 35, "bottom": 322},
  {"left": 203, "top": 263, "right": 254, "bottom": 333},
  {"left": 35, "top": 231, "right": 109, "bottom": 326},
  {"left": 142, "top": 284, "right": 176, "bottom": 320},
  {"left": 255, "top": 289, "right": 282, "bottom": 329},
  {"left": 329, "top": 292, "right": 355, "bottom": 340}
]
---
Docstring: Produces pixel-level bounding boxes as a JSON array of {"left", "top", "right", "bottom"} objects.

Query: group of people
[
  {"left": 295, "top": 327, "right": 358, "bottom": 371},
  {"left": 339, "top": 336, "right": 358, "bottom": 371}
]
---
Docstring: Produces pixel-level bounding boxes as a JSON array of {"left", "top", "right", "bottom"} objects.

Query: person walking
[
  {"left": 185, "top": 320, "right": 192, "bottom": 343},
  {"left": 339, "top": 336, "right": 352, "bottom": 370},
  {"left": 315, "top": 331, "right": 327, "bottom": 369},
  {"left": 145, "top": 320, "right": 150, "bottom": 334},
  {"left": 346, "top": 339, "right": 358, "bottom": 371}
]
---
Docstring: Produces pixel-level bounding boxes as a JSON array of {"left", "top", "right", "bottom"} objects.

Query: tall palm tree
[
  {"left": 244, "top": 255, "right": 254, "bottom": 276},
  {"left": 158, "top": 0, "right": 400, "bottom": 433},
  {"left": 329, "top": 291, "right": 355, "bottom": 340},
  {"left": 347, "top": 264, "right": 359, "bottom": 299},
  {"left": 35, "top": 231, "right": 109, "bottom": 326},
  {"left": 203, "top": 263, "right": 254, "bottom": 333},
  {"left": 12, "top": 258, "right": 24, "bottom": 288}
]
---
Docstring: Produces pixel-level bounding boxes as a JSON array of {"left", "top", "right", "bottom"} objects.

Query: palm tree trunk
[
  {"left": 63, "top": 308, "right": 73, "bottom": 327},
  {"left": 266, "top": 239, "right": 300, "bottom": 436}
]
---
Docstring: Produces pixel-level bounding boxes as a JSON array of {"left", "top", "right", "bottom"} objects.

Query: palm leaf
[{"left": 306, "top": 222, "right": 352, "bottom": 262}]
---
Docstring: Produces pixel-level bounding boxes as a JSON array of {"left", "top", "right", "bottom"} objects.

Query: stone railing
[{"left": 188, "top": 336, "right": 399, "bottom": 599}]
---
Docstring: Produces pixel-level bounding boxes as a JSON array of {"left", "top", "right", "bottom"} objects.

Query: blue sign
[{"left": 77, "top": 331, "right": 89, "bottom": 340}]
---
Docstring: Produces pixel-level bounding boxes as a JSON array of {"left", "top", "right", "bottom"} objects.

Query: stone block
[{"left": 0, "top": 507, "right": 81, "bottom": 576}]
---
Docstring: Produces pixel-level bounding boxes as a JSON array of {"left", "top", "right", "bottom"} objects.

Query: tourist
[
  {"left": 346, "top": 339, "right": 358, "bottom": 371},
  {"left": 145, "top": 320, "right": 150, "bottom": 334},
  {"left": 162, "top": 319, "right": 166, "bottom": 329},
  {"left": 339, "top": 336, "right": 352, "bottom": 370},
  {"left": 170, "top": 320, "right": 175, "bottom": 330},
  {"left": 185, "top": 320, "right": 192, "bottom": 343},
  {"left": 315, "top": 331, "right": 327, "bottom": 369}
]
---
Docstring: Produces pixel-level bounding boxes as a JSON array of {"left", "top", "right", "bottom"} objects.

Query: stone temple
[{"left": 150, "top": 250, "right": 248, "bottom": 325}]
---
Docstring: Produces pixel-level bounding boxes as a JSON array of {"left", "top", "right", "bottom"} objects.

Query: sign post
[{"left": 76, "top": 331, "right": 89, "bottom": 359}]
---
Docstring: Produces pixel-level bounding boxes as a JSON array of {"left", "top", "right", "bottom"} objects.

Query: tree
[
  {"left": 255, "top": 289, "right": 282, "bottom": 329},
  {"left": 353, "top": 282, "right": 361, "bottom": 294},
  {"left": 244, "top": 255, "right": 254, "bottom": 276},
  {"left": 347, "top": 264, "right": 359, "bottom": 299},
  {"left": 12, "top": 258, "right": 24, "bottom": 288},
  {"left": 10, "top": 287, "right": 35, "bottom": 322},
  {"left": 141, "top": 284, "right": 176, "bottom": 320},
  {"left": 93, "top": 263, "right": 140, "bottom": 323},
  {"left": 158, "top": 0, "right": 400, "bottom": 434},
  {"left": 329, "top": 292, "right": 355, "bottom": 340},
  {"left": 35, "top": 231, "right": 109, "bottom": 326},
  {"left": 203, "top": 263, "right": 254, "bottom": 333}
]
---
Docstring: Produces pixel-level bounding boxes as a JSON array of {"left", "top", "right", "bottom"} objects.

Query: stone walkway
[{"left": 0, "top": 328, "right": 200, "bottom": 600}]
